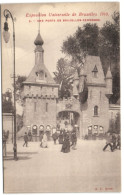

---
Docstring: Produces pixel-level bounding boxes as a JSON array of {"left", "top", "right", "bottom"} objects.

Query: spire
[
  {"left": 34, "top": 13, "right": 44, "bottom": 46},
  {"left": 79, "top": 66, "right": 87, "bottom": 77},
  {"left": 34, "top": 33, "right": 44, "bottom": 46},
  {"left": 38, "top": 12, "right": 40, "bottom": 34},
  {"left": 106, "top": 66, "right": 112, "bottom": 79}
]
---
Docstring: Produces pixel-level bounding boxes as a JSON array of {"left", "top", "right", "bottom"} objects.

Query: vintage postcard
[{"left": 1, "top": 2, "right": 120, "bottom": 193}]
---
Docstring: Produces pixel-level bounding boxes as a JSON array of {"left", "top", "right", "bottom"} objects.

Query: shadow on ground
[
  {"left": 7, "top": 152, "right": 38, "bottom": 155},
  {"left": 3, "top": 155, "right": 32, "bottom": 161}
]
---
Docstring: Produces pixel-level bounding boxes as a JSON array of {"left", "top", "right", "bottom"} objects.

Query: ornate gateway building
[{"left": 21, "top": 31, "right": 119, "bottom": 139}]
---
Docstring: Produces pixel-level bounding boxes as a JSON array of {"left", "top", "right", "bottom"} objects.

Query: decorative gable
[
  {"left": 83, "top": 56, "right": 105, "bottom": 85},
  {"left": 35, "top": 70, "right": 47, "bottom": 83}
]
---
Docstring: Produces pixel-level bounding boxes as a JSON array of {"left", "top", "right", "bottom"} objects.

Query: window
[
  {"left": 93, "top": 72, "right": 98, "bottom": 78},
  {"left": 92, "top": 65, "right": 98, "bottom": 78},
  {"left": 46, "top": 125, "right": 51, "bottom": 131},
  {"left": 88, "top": 126, "right": 92, "bottom": 135},
  {"left": 94, "top": 125, "right": 98, "bottom": 133},
  {"left": 90, "top": 90, "right": 92, "bottom": 99},
  {"left": 94, "top": 106, "right": 98, "bottom": 116},
  {"left": 32, "top": 125, "right": 37, "bottom": 135},
  {"left": 99, "top": 126, "right": 104, "bottom": 133},
  {"left": 46, "top": 102, "right": 48, "bottom": 112},
  {"left": 39, "top": 70, "right": 44, "bottom": 80},
  {"left": 100, "top": 91, "right": 102, "bottom": 100},
  {"left": 34, "top": 102, "right": 37, "bottom": 112}
]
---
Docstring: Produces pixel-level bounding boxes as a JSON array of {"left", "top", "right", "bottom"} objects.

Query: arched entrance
[{"left": 57, "top": 110, "right": 80, "bottom": 137}]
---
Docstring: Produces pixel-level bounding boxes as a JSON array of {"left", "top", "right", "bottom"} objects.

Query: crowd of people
[
  {"left": 22, "top": 129, "right": 121, "bottom": 153},
  {"left": 23, "top": 129, "right": 78, "bottom": 153},
  {"left": 43, "top": 129, "right": 77, "bottom": 153}
]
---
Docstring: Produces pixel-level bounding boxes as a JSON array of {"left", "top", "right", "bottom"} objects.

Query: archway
[{"left": 57, "top": 110, "right": 80, "bottom": 137}]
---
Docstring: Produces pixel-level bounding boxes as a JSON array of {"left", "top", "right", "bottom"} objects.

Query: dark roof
[
  {"left": 34, "top": 33, "right": 44, "bottom": 46},
  {"left": 25, "top": 32, "right": 55, "bottom": 84},
  {"left": 24, "top": 63, "right": 55, "bottom": 84}
]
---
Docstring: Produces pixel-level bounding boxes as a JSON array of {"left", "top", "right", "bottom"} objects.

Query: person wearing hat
[
  {"left": 23, "top": 132, "right": 28, "bottom": 147},
  {"left": 61, "top": 134, "right": 70, "bottom": 153}
]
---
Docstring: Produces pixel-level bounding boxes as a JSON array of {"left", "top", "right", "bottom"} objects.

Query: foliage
[
  {"left": 2, "top": 92, "right": 13, "bottom": 113},
  {"left": 58, "top": 12, "right": 120, "bottom": 102},
  {"left": 13, "top": 75, "right": 27, "bottom": 101},
  {"left": 114, "top": 112, "right": 120, "bottom": 134},
  {"left": 62, "top": 23, "right": 99, "bottom": 64},
  {"left": 108, "top": 112, "right": 120, "bottom": 134},
  {"left": 16, "top": 114, "right": 23, "bottom": 132},
  {"left": 53, "top": 58, "right": 75, "bottom": 99},
  {"left": 2, "top": 75, "right": 26, "bottom": 112},
  {"left": 100, "top": 12, "right": 120, "bottom": 103}
]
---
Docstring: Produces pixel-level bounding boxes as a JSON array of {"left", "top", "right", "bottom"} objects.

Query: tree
[
  {"left": 108, "top": 112, "right": 120, "bottom": 134},
  {"left": 60, "top": 12, "right": 120, "bottom": 103},
  {"left": 12, "top": 75, "right": 27, "bottom": 102},
  {"left": 11, "top": 75, "right": 27, "bottom": 106},
  {"left": 2, "top": 92, "right": 13, "bottom": 113},
  {"left": 2, "top": 75, "right": 26, "bottom": 132},
  {"left": 62, "top": 23, "right": 99, "bottom": 66},
  {"left": 114, "top": 112, "right": 120, "bottom": 134},
  {"left": 2, "top": 75, "right": 26, "bottom": 110},
  {"left": 100, "top": 12, "right": 120, "bottom": 103},
  {"left": 53, "top": 58, "right": 75, "bottom": 99}
]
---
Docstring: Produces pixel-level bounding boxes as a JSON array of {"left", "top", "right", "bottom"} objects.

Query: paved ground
[{"left": 3, "top": 139, "right": 121, "bottom": 193}]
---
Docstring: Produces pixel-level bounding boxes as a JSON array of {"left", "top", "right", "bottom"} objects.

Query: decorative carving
[{"left": 65, "top": 103, "right": 72, "bottom": 109}]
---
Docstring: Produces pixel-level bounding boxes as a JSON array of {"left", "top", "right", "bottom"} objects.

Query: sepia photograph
[{"left": 1, "top": 2, "right": 121, "bottom": 193}]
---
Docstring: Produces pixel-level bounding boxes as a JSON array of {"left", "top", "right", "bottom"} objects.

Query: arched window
[
  {"left": 32, "top": 125, "right": 37, "bottom": 135},
  {"left": 39, "top": 125, "right": 44, "bottom": 135},
  {"left": 46, "top": 125, "right": 51, "bottom": 131},
  {"left": 39, "top": 70, "right": 44, "bottom": 80},
  {"left": 94, "top": 106, "right": 98, "bottom": 116}
]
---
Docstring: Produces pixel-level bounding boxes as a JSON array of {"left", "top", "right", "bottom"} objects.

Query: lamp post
[
  {"left": 5, "top": 88, "right": 14, "bottom": 144},
  {"left": 3, "top": 9, "right": 17, "bottom": 160}
]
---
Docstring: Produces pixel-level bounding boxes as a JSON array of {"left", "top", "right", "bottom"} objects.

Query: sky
[
  {"left": 1, "top": 2, "right": 119, "bottom": 93},
  {"left": 0, "top": 2, "right": 123, "bottom": 195}
]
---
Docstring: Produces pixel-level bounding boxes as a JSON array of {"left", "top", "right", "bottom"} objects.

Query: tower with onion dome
[{"left": 22, "top": 31, "right": 59, "bottom": 139}]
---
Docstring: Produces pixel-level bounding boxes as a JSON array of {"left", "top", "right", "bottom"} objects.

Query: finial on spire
[
  {"left": 38, "top": 12, "right": 40, "bottom": 34},
  {"left": 106, "top": 66, "right": 112, "bottom": 79}
]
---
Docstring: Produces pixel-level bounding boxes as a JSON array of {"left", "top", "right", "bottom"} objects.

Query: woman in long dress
[
  {"left": 41, "top": 132, "right": 48, "bottom": 148},
  {"left": 61, "top": 134, "right": 70, "bottom": 153}
]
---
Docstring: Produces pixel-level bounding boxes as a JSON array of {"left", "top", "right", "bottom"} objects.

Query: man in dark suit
[{"left": 23, "top": 132, "right": 28, "bottom": 147}]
